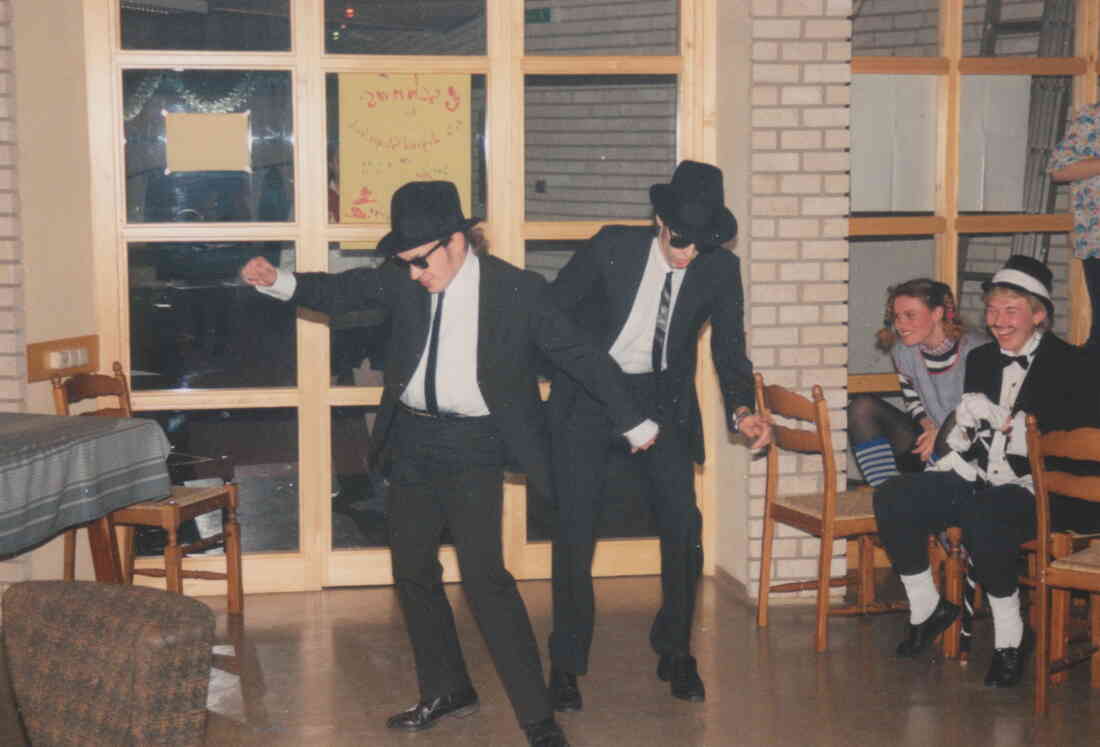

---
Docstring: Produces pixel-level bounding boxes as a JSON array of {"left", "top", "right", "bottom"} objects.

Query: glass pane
[
  {"left": 326, "top": 74, "right": 486, "bottom": 224},
  {"left": 124, "top": 70, "right": 295, "bottom": 223},
  {"left": 963, "top": 0, "right": 1075, "bottom": 57},
  {"left": 331, "top": 406, "right": 387, "bottom": 548},
  {"left": 848, "top": 236, "right": 936, "bottom": 376},
  {"left": 525, "top": 75, "right": 677, "bottom": 221},
  {"left": 524, "top": 0, "right": 678, "bottom": 56},
  {"left": 526, "top": 239, "right": 585, "bottom": 283},
  {"left": 850, "top": 75, "right": 937, "bottom": 216},
  {"left": 140, "top": 408, "right": 300, "bottom": 554},
  {"left": 327, "top": 243, "right": 388, "bottom": 385},
  {"left": 129, "top": 241, "right": 297, "bottom": 390},
  {"left": 958, "top": 75, "right": 1072, "bottom": 214},
  {"left": 324, "top": 0, "right": 486, "bottom": 55},
  {"left": 851, "top": 2, "right": 940, "bottom": 56},
  {"left": 958, "top": 232, "right": 1071, "bottom": 338},
  {"left": 121, "top": 0, "right": 291, "bottom": 52}
]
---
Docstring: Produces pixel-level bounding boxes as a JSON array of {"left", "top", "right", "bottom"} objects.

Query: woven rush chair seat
[
  {"left": 1050, "top": 542, "right": 1100, "bottom": 573},
  {"left": 771, "top": 485, "right": 876, "bottom": 525},
  {"left": 2, "top": 580, "right": 214, "bottom": 747}
]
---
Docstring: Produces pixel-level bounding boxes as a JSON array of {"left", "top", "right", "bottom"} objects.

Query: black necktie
[
  {"left": 1000, "top": 353, "right": 1029, "bottom": 370},
  {"left": 652, "top": 272, "right": 673, "bottom": 373},
  {"left": 425, "top": 292, "right": 444, "bottom": 415}
]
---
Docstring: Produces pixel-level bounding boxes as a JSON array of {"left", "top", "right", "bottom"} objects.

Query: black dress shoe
[
  {"left": 895, "top": 598, "right": 961, "bottom": 658},
  {"left": 984, "top": 628, "right": 1034, "bottom": 688},
  {"left": 523, "top": 717, "right": 571, "bottom": 747},
  {"left": 657, "top": 654, "right": 706, "bottom": 702},
  {"left": 548, "top": 666, "right": 583, "bottom": 712},
  {"left": 385, "top": 687, "right": 479, "bottom": 731}
]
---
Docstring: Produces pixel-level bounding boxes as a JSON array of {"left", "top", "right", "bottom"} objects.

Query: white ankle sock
[
  {"left": 988, "top": 590, "right": 1023, "bottom": 649},
  {"left": 900, "top": 568, "right": 940, "bottom": 625}
]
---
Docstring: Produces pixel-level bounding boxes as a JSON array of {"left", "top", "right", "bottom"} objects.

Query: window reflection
[
  {"left": 324, "top": 0, "right": 486, "bottom": 55},
  {"left": 328, "top": 244, "right": 389, "bottom": 386},
  {"left": 524, "top": 0, "right": 678, "bottom": 56},
  {"left": 129, "top": 242, "right": 297, "bottom": 390},
  {"left": 141, "top": 408, "right": 300, "bottom": 554},
  {"left": 331, "top": 406, "right": 387, "bottom": 548},
  {"left": 121, "top": 0, "right": 292, "bottom": 52},
  {"left": 124, "top": 70, "right": 294, "bottom": 223},
  {"left": 525, "top": 75, "right": 677, "bottom": 221}
]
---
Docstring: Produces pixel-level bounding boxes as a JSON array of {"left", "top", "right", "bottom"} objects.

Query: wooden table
[{"left": 0, "top": 412, "right": 171, "bottom": 582}]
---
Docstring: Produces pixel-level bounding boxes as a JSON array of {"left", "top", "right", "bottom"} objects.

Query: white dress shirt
[
  {"left": 609, "top": 237, "right": 687, "bottom": 373},
  {"left": 985, "top": 330, "right": 1042, "bottom": 489},
  {"left": 400, "top": 250, "right": 489, "bottom": 416}
]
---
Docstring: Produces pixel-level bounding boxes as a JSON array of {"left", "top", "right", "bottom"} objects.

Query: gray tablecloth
[{"left": 0, "top": 413, "right": 171, "bottom": 556}]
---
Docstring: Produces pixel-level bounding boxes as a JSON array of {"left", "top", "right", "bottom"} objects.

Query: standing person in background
[
  {"left": 1048, "top": 102, "right": 1100, "bottom": 351},
  {"left": 241, "top": 180, "right": 658, "bottom": 747},
  {"left": 848, "top": 279, "right": 988, "bottom": 487},
  {"left": 544, "top": 161, "right": 770, "bottom": 712}
]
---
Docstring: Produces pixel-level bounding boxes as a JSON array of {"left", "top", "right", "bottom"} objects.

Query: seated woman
[{"left": 849, "top": 278, "right": 988, "bottom": 487}]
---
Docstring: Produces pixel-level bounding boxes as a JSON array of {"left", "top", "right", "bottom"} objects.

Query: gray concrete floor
[{"left": 8, "top": 576, "right": 1100, "bottom": 746}]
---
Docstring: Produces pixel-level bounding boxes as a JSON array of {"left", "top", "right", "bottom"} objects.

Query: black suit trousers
[
  {"left": 873, "top": 471, "right": 1036, "bottom": 598},
  {"left": 549, "top": 373, "right": 703, "bottom": 674},
  {"left": 387, "top": 410, "right": 550, "bottom": 726}
]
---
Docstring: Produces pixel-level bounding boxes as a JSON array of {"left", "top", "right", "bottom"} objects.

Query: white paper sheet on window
[{"left": 164, "top": 111, "right": 251, "bottom": 174}]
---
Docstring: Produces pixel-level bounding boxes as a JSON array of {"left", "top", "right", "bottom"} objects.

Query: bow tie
[{"left": 1000, "top": 353, "right": 1030, "bottom": 370}]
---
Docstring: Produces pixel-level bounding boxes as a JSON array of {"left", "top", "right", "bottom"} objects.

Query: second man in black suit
[{"left": 545, "top": 161, "right": 770, "bottom": 710}]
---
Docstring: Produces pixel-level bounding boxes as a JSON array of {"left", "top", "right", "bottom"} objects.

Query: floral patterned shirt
[{"left": 1049, "top": 102, "right": 1100, "bottom": 259}]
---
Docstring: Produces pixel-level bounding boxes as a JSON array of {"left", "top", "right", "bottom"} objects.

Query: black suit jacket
[
  {"left": 289, "top": 252, "right": 646, "bottom": 497},
  {"left": 547, "top": 225, "right": 754, "bottom": 464},
  {"left": 963, "top": 332, "right": 1098, "bottom": 478}
]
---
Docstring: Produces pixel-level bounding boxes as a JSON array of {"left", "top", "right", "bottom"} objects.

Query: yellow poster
[{"left": 338, "top": 73, "right": 472, "bottom": 225}]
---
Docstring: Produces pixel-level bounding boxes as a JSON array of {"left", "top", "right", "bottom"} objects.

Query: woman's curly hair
[{"left": 876, "top": 277, "right": 963, "bottom": 351}]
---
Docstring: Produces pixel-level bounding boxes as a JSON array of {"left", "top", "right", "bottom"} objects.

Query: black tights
[
  {"left": 1083, "top": 257, "right": 1100, "bottom": 351},
  {"left": 847, "top": 394, "right": 953, "bottom": 473}
]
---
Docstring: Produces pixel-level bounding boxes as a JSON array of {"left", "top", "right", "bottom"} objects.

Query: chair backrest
[
  {"left": 753, "top": 372, "right": 838, "bottom": 505},
  {"left": 1025, "top": 414, "right": 1100, "bottom": 571},
  {"left": 51, "top": 361, "right": 133, "bottom": 418}
]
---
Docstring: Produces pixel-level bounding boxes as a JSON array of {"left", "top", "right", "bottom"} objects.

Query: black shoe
[
  {"left": 548, "top": 667, "right": 583, "bottom": 712},
  {"left": 984, "top": 628, "right": 1035, "bottom": 688},
  {"left": 895, "top": 598, "right": 961, "bottom": 658},
  {"left": 385, "top": 687, "right": 479, "bottom": 731},
  {"left": 523, "top": 717, "right": 570, "bottom": 747},
  {"left": 657, "top": 654, "right": 706, "bottom": 702}
]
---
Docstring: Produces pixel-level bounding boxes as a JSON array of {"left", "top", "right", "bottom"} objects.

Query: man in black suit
[
  {"left": 874, "top": 254, "right": 1100, "bottom": 688},
  {"left": 544, "top": 161, "right": 770, "bottom": 710},
  {"left": 241, "top": 181, "right": 658, "bottom": 747}
]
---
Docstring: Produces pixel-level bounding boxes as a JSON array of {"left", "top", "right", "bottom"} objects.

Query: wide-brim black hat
[
  {"left": 981, "top": 254, "right": 1055, "bottom": 317},
  {"left": 650, "top": 160, "right": 738, "bottom": 248},
  {"left": 377, "top": 181, "right": 481, "bottom": 255}
]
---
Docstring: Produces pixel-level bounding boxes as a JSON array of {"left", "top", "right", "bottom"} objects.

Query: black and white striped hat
[{"left": 982, "top": 254, "right": 1054, "bottom": 316}]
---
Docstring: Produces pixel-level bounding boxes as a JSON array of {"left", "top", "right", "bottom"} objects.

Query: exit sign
[{"left": 525, "top": 8, "right": 552, "bottom": 24}]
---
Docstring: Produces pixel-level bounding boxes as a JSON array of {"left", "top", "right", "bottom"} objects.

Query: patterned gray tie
[{"left": 652, "top": 272, "right": 672, "bottom": 373}]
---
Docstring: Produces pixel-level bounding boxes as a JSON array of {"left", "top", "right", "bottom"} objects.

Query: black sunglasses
[
  {"left": 667, "top": 231, "right": 695, "bottom": 249},
  {"left": 388, "top": 239, "right": 446, "bottom": 269}
]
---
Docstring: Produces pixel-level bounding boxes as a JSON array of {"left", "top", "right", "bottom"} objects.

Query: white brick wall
[
  {"left": 750, "top": 0, "right": 851, "bottom": 598},
  {"left": 0, "top": 0, "right": 18, "bottom": 414}
]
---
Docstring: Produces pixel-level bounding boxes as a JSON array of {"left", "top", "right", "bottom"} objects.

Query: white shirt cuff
[
  {"left": 255, "top": 268, "right": 296, "bottom": 301},
  {"left": 624, "top": 419, "right": 659, "bottom": 449}
]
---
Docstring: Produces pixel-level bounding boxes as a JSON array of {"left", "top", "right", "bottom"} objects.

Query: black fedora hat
[
  {"left": 377, "top": 181, "right": 481, "bottom": 255},
  {"left": 650, "top": 160, "right": 738, "bottom": 248},
  {"left": 982, "top": 254, "right": 1054, "bottom": 317}
]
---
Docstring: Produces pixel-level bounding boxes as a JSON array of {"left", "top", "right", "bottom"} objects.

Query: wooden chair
[
  {"left": 51, "top": 361, "right": 134, "bottom": 580},
  {"left": 1028, "top": 415, "right": 1100, "bottom": 715},
  {"left": 51, "top": 362, "right": 243, "bottom": 615},
  {"left": 755, "top": 374, "right": 904, "bottom": 652}
]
